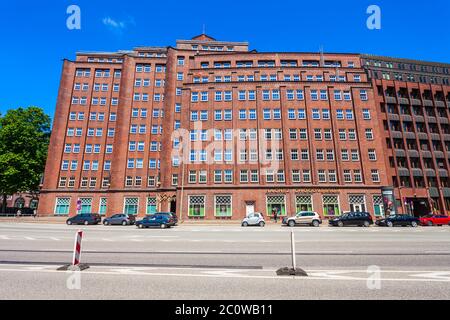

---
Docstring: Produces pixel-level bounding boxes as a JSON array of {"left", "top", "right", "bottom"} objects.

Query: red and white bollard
[
  {"left": 58, "top": 230, "right": 89, "bottom": 271},
  {"left": 72, "top": 230, "right": 83, "bottom": 266}
]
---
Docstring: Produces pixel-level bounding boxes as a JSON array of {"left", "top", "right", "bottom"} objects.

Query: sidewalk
[{"left": 0, "top": 217, "right": 67, "bottom": 224}]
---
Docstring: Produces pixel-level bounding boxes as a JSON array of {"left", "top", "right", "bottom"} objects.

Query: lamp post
[{"left": 179, "top": 161, "right": 186, "bottom": 223}]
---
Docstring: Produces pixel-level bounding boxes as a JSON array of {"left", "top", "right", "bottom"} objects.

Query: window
[
  {"left": 368, "top": 149, "right": 377, "bottom": 161},
  {"left": 55, "top": 198, "right": 70, "bottom": 215},
  {"left": 312, "top": 109, "right": 320, "bottom": 120},
  {"left": 215, "top": 195, "right": 232, "bottom": 217},
  {"left": 266, "top": 195, "right": 286, "bottom": 217},
  {"left": 146, "top": 198, "right": 157, "bottom": 215},
  {"left": 296, "top": 195, "right": 312, "bottom": 212},
  {"left": 224, "top": 170, "right": 233, "bottom": 183},
  {"left": 373, "top": 195, "right": 385, "bottom": 217},
  {"left": 365, "top": 129, "right": 374, "bottom": 140},
  {"left": 240, "top": 170, "right": 249, "bottom": 183},
  {"left": 346, "top": 110, "right": 354, "bottom": 120},
  {"left": 189, "top": 196, "right": 206, "bottom": 217},
  {"left": 99, "top": 198, "right": 107, "bottom": 215},
  {"left": 323, "top": 195, "right": 340, "bottom": 216},
  {"left": 124, "top": 198, "right": 139, "bottom": 215},
  {"left": 363, "top": 109, "right": 371, "bottom": 120},
  {"left": 360, "top": 90, "right": 368, "bottom": 101},
  {"left": 292, "top": 170, "right": 301, "bottom": 183},
  {"left": 371, "top": 170, "right": 380, "bottom": 183},
  {"left": 79, "top": 198, "right": 92, "bottom": 214},
  {"left": 298, "top": 109, "right": 306, "bottom": 120},
  {"left": 334, "top": 90, "right": 342, "bottom": 101}
]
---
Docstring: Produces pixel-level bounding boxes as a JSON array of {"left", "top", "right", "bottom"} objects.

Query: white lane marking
[
  {"left": 0, "top": 235, "right": 11, "bottom": 240},
  {"left": 0, "top": 266, "right": 449, "bottom": 283},
  {"left": 24, "top": 237, "right": 35, "bottom": 240},
  {"left": 102, "top": 238, "right": 114, "bottom": 242},
  {"left": 410, "top": 272, "right": 450, "bottom": 281},
  {"left": 49, "top": 237, "right": 60, "bottom": 241}
]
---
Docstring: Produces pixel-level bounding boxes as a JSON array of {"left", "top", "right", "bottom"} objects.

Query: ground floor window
[
  {"left": 79, "top": 198, "right": 92, "bottom": 214},
  {"left": 267, "top": 195, "right": 287, "bottom": 217},
  {"left": 189, "top": 196, "right": 205, "bottom": 217},
  {"left": 373, "top": 195, "right": 384, "bottom": 217},
  {"left": 296, "top": 195, "right": 313, "bottom": 212},
  {"left": 14, "top": 198, "right": 25, "bottom": 208},
  {"left": 55, "top": 198, "right": 70, "bottom": 215},
  {"left": 147, "top": 197, "right": 157, "bottom": 215},
  {"left": 349, "top": 195, "right": 366, "bottom": 212},
  {"left": 323, "top": 195, "right": 340, "bottom": 216},
  {"left": 215, "top": 195, "right": 232, "bottom": 217},
  {"left": 99, "top": 198, "right": 107, "bottom": 215},
  {"left": 30, "top": 200, "right": 39, "bottom": 209},
  {"left": 124, "top": 198, "right": 139, "bottom": 215}
]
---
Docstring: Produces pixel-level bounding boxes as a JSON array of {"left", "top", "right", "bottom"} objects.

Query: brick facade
[{"left": 38, "top": 35, "right": 449, "bottom": 220}]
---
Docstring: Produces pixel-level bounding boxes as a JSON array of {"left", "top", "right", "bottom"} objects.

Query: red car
[{"left": 420, "top": 215, "right": 450, "bottom": 226}]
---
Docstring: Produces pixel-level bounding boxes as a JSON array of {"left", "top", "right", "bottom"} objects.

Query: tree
[{"left": 0, "top": 107, "right": 51, "bottom": 213}]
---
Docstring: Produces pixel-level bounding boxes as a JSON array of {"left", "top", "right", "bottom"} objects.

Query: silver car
[{"left": 242, "top": 212, "right": 265, "bottom": 227}]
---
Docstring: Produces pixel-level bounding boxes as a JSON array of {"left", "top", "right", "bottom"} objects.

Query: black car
[
  {"left": 376, "top": 215, "right": 420, "bottom": 227},
  {"left": 66, "top": 213, "right": 102, "bottom": 225},
  {"left": 136, "top": 214, "right": 175, "bottom": 229},
  {"left": 148, "top": 212, "right": 178, "bottom": 225},
  {"left": 329, "top": 212, "right": 374, "bottom": 227}
]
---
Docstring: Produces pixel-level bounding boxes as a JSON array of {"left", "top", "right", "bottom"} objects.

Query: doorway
[
  {"left": 409, "top": 198, "right": 430, "bottom": 217},
  {"left": 170, "top": 200, "right": 177, "bottom": 214},
  {"left": 246, "top": 202, "right": 255, "bottom": 217}
]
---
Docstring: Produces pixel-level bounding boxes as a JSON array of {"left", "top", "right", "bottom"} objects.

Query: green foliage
[{"left": 0, "top": 107, "right": 51, "bottom": 199}]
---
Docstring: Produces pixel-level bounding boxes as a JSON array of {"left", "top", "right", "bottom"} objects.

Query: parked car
[
  {"left": 148, "top": 212, "right": 178, "bottom": 225},
  {"left": 329, "top": 212, "right": 373, "bottom": 227},
  {"left": 66, "top": 213, "right": 102, "bottom": 226},
  {"left": 376, "top": 215, "right": 420, "bottom": 227},
  {"left": 420, "top": 214, "right": 450, "bottom": 226},
  {"left": 282, "top": 211, "right": 322, "bottom": 227},
  {"left": 136, "top": 214, "right": 175, "bottom": 229},
  {"left": 242, "top": 212, "right": 265, "bottom": 227},
  {"left": 103, "top": 214, "right": 136, "bottom": 226}
]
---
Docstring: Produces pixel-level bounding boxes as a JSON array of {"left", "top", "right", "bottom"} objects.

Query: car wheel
[
  {"left": 67, "top": 220, "right": 72, "bottom": 225},
  {"left": 288, "top": 220, "right": 296, "bottom": 228},
  {"left": 138, "top": 224, "right": 144, "bottom": 229},
  {"left": 122, "top": 221, "right": 127, "bottom": 226},
  {"left": 160, "top": 224, "right": 167, "bottom": 229},
  {"left": 103, "top": 220, "right": 109, "bottom": 226},
  {"left": 259, "top": 221, "right": 265, "bottom": 227},
  {"left": 312, "top": 220, "right": 320, "bottom": 228},
  {"left": 411, "top": 221, "right": 418, "bottom": 228},
  {"left": 428, "top": 221, "right": 433, "bottom": 227},
  {"left": 84, "top": 221, "right": 89, "bottom": 226},
  {"left": 363, "top": 221, "right": 370, "bottom": 228},
  {"left": 242, "top": 222, "right": 249, "bottom": 227},
  {"left": 387, "top": 221, "right": 394, "bottom": 228},
  {"left": 337, "top": 221, "right": 344, "bottom": 228}
]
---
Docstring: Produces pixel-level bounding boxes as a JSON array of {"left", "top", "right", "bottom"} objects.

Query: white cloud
[{"left": 102, "top": 16, "right": 135, "bottom": 33}]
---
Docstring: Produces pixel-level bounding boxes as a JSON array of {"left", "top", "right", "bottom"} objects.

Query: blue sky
[{"left": 0, "top": 0, "right": 449, "bottom": 120}]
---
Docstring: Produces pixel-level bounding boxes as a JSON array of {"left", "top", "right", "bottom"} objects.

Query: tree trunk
[{"left": 2, "top": 194, "right": 6, "bottom": 214}]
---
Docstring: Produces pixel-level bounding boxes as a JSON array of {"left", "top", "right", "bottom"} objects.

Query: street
[{"left": 1, "top": 222, "right": 450, "bottom": 300}]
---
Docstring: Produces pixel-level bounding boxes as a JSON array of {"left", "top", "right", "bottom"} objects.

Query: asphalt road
[{"left": 1, "top": 222, "right": 450, "bottom": 300}]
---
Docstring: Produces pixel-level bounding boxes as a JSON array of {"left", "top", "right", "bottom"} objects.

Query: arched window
[
  {"left": 30, "top": 200, "right": 39, "bottom": 209},
  {"left": 14, "top": 198, "right": 25, "bottom": 208}
]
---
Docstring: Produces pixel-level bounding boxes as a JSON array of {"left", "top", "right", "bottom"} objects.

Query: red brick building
[
  {"left": 39, "top": 35, "right": 432, "bottom": 220},
  {"left": 362, "top": 55, "right": 450, "bottom": 216}
]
